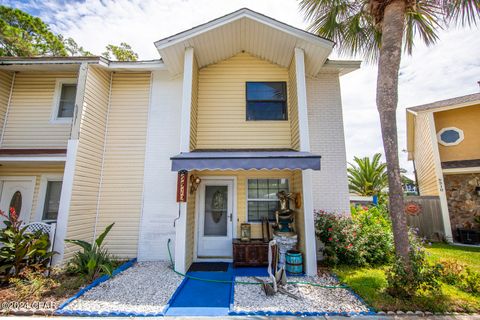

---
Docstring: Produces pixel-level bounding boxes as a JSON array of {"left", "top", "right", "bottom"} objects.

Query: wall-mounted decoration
[
  {"left": 294, "top": 192, "right": 302, "bottom": 209},
  {"left": 176, "top": 171, "right": 188, "bottom": 202},
  {"left": 189, "top": 175, "right": 201, "bottom": 194},
  {"left": 405, "top": 201, "right": 422, "bottom": 216},
  {"left": 240, "top": 223, "right": 251, "bottom": 241},
  {"left": 437, "top": 127, "right": 464, "bottom": 146}
]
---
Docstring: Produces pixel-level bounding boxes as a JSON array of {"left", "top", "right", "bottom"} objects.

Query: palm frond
[{"left": 441, "top": 0, "right": 480, "bottom": 26}]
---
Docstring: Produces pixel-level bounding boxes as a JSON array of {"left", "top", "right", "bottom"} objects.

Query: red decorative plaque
[{"left": 404, "top": 201, "right": 422, "bottom": 216}]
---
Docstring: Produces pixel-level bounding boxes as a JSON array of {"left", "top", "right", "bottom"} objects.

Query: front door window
[
  {"left": 204, "top": 186, "right": 228, "bottom": 236},
  {"left": 9, "top": 191, "right": 22, "bottom": 216}
]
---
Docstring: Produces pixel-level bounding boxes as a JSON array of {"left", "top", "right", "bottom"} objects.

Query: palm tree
[
  {"left": 348, "top": 153, "right": 387, "bottom": 196},
  {"left": 299, "top": 0, "right": 480, "bottom": 264}
]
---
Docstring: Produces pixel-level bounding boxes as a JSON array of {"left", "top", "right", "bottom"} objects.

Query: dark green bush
[
  {"left": 65, "top": 223, "right": 115, "bottom": 281},
  {"left": 0, "top": 208, "right": 55, "bottom": 280},
  {"left": 386, "top": 230, "right": 442, "bottom": 298}
]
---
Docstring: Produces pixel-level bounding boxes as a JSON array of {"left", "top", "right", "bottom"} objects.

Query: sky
[{"left": 3, "top": 0, "right": 480, "bottom": 177}]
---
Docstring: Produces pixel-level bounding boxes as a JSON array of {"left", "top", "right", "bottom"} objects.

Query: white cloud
[{"left": 4, "top": 0, "right": 480, "bottom": 178}]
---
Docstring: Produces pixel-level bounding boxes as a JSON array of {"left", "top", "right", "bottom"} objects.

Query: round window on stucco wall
[{"left": 437, "top": 127, "right": 464, "bottom": 146}]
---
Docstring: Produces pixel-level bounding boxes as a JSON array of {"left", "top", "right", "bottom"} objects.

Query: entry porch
[{"left": 171, "top": 150, "right": 321, "bottom": 276}]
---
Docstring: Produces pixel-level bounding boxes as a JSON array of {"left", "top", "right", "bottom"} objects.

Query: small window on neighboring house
[
  {"left": 247, "top": 178, "right": 289, "bottom": 222},
  {"left": 42, "top": 181, "right": 62, "bottom": 221},
  {"left": 437, "top": 127, "right": 464, "bottom": 146},
  {"left": 52, "top": 79, "right": 76, "bottom": 122},
  {"left": 246, "top": 82, "right": 287, "bottom": 121}
]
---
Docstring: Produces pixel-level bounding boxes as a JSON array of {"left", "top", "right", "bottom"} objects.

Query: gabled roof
[
  {"left": 407, "top": 92, "right": 480, "bottom": 113},
  {"left": 154, "top": 8, "right": 335, "bottom": 76},
  {"left": 405, "top": 92, "right": 480, "bottom": 159}
]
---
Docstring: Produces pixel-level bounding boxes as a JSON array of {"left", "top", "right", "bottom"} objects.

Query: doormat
[{"left": 188, "top": 262, "right": 229, "bottom": 272}]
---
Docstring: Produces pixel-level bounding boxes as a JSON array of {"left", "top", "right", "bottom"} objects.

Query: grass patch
[
  {"left": 333, "top": 243, "right": 480, "bottom": 313},
  {"left": 426, "top": 243, "right": 480, "bottom": 272}
]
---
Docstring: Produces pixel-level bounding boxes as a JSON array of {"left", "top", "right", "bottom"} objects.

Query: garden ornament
[{"left": 274, "top": 191, "right": 297, "bottom": 236}]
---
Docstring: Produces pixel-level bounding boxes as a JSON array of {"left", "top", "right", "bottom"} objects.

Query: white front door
[
  {"left": 197, "top": 179, "right": 234, "bottom": 258},
  {"left": 0, "top": 179, "right": 35, "bottom": 223}
]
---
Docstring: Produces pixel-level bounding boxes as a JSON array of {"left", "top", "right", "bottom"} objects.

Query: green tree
[
  {"left": 348, "top": 153, "right": 387, "bottom": 196},
  {"left": 0, "top": 5, "right": 67, "bottom": 56},
  {"left": 299, "top": 0, "right": 480, "bottom": 264},
  {"left": 102, "top": 42, "right": 138, "bottom": 61},
  {"left": 59, "top": 35, "right": 93, "bottom": 56}
]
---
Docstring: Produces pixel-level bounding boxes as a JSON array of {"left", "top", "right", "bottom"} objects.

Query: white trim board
[{"left": 443, "top": 167, "right": 480, "bottom": 175}]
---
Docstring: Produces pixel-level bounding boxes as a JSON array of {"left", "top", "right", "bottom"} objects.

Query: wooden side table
[{"left": 233, "top": 239, "right": 269, "bottom": 267}]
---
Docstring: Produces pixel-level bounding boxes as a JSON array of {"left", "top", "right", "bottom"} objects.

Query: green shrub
[
  {"left": 314, "top": 206, "right": 393, "bottom": 266},
  {"left": 65, "top": 223, "right": 115, "bottom": 281},
  {"left": 438, "top": 259, "right": 480, "bottom": 294},
  {"left": 0, "top": 208, "right": 55, "bottom": 280},
  {"left": 351, "top": 205, "right": 394, "bottom": 265},
  {"left": 386, "top": 230, "right": 442, "bottom": 298}
]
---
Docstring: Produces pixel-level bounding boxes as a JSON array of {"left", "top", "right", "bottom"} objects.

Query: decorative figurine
[{"left": 274, "top": 191, "right": 296, "bottom": 236}]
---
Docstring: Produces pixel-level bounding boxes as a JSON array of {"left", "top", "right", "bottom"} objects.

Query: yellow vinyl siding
[
  {"left": 95, "top": 72, "right": 150, "bottom": 257},
  {"left": 0, "top": 71, "right": 14, "bottom": 138},
  {"left": 288, "top": 59, "right": 300, "bottom": 150},
  {"left": 190, "top": 58, "right": 199, "bottom": 150},
  {"left": 434, "top": 105, "right": 480, "bottom": 162},
  {"left": 64, "top": 67, "right": 111, "bottom": 260},
  {"left": 1, "top": 72, "right": 76, "bottom": 148},
  {"left": 196, "top": 53, "right": 292, "bottom": 149},
  {"left": 414, "top": 113, "right": 439, "bottom": 195},
  {"left": 0, "top": 163, "right": 65, "bottom": 223}
]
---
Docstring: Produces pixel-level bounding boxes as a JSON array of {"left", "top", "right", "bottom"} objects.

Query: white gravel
[
  {"left": 64, "top": 262, "right": 182, "bottom": 314},
  {"left": 233, "top": 274, "right": 369, "bottom": 314}
]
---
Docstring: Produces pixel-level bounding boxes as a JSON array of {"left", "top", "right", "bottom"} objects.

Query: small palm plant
[
  {"left": 66, "top": 223, "right": 115, "bottom": 281},
  {"left": 348, "top": 153, "right": 388, "bottom": 196}
]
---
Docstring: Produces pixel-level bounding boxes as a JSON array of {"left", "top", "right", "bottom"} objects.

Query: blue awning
[{"left": 171, "top": 151, "right": 321, "bottom": 171}]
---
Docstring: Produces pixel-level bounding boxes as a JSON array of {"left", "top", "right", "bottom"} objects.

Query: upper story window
[
  {"left": 246, "top": 82, "right": 287, "bottom": 121},
  {"left": 437, "top": 127, "right": 464, "bottom": 146},
  {"left": 52, "top": 79, "right": 77, "bottom": 123}
]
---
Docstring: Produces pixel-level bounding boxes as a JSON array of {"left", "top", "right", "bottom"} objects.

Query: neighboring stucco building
[
  {"left": 406, "top": 93, "right": 480, "bottom": 242},
  {"left": 0, "top": 9, "right": 359, "bottom": 275}
]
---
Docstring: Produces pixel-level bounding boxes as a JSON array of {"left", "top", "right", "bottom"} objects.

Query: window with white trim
[
  {"left": 42, "top": 181, "right": 62, "bottom": 221},
  {"left": 247, "top": 178, "right": 289, "bottom": 222},
  {"left": 437, "top": 127, "right": 464, "bottom": 146},
  {"left": 52, "top": 79, "right": 77, "bottom": 122}
]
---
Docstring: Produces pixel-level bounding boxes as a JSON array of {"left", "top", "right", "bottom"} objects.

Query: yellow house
[
  {"left": 406, "top": 92, "right": 480, "bottom": 243},
  {"left": 0, "top": 9, "right": 360, "bottom": 275}
]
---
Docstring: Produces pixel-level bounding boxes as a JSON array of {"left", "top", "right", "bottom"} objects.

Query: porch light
[{"left": 190, "top": 175, "right": 201, "bottom": 194}]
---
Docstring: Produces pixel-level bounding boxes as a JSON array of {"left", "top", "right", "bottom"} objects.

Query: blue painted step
[{"left": 165, "top": 264, "right": 234, "bottom": 316}]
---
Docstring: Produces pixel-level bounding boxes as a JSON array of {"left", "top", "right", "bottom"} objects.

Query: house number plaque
[{"left": 176, "top": 170, "right": 188, "bottom": 202}]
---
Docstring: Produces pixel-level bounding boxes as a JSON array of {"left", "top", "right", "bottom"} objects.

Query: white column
[
  {"left": 428, "top": 112, "right": 453, "bottom": 242},
  {"left": 52, "top": 63, "right": 89, "bottom": 265},
  {"left": 295, "top": 48, "right": 311, "bottom": 152},
  {"left": 70, "top": 62, "right": 88, "bottom": 140},
  {"left": 295, "top": 47, "right": 317, "bottom": 275},
  {"left": 52, "top": 139, "right": 78, "bottom": 265},
  {"left": 175, "top": 47, "right": 194, "bottom": 273}
]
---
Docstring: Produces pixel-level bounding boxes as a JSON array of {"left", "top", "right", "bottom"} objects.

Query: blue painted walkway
[{"left": 165, "top": 264, "right": 235, "bottom": 316}]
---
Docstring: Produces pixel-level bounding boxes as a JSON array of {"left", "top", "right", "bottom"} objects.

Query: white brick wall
[
  {"left": 306, "top": 73, "right": 350, "bottom": 214},
  {"left": 137, "top": 71, "right": 183, "bottom": 261}
]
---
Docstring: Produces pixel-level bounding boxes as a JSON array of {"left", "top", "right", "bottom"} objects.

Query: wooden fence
[{"left": 405, "top": 196, "right": 445, "bottom": 241}]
